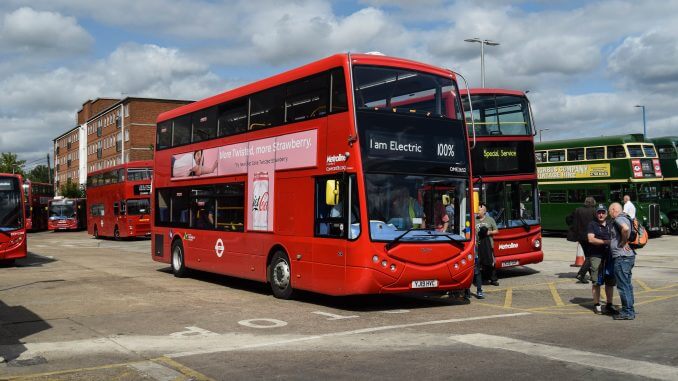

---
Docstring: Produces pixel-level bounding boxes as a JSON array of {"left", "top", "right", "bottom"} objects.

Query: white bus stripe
[{"left": 450, "top": 334, "right": 678, "bottom": 381}]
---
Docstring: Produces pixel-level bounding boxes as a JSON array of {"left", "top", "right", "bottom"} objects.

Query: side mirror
[
  {"left": 325, "top": 180, "right": 340, "bottom": 206},
  {"left": 473, "top": 188, "right": 480, "bottom": 214}
]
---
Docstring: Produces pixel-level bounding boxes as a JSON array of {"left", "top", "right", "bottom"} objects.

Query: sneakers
[
  {"left": 490, "top": 280, "right": 499, "bottom": 286},
  {"left": 604, "top": 304, "right": 620, "bottom": 315},
  {"left": 613, "top": 314, "right": 635, "bottom": 320},
  {"left": 476, "top": 290, "right": 485, "bottom": 299},
  {"left": 576, "top": 275, "right": 589, "bottom": 284},
  {"left": 593, "top": 304, "right": 603, "bottom": 314}
]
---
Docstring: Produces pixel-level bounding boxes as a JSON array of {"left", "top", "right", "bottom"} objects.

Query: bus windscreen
[{"left": 0, "top": 177, "right": 23, "bottom": 231}]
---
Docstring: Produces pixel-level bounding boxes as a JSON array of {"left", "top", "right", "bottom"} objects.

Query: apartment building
[{"left": 53, "top": 97, "right": 192, "bottom": 193}]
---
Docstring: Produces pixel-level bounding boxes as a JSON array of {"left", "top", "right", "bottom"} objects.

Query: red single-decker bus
[
  {"left": 0, "top": 173, "right": 27, "bottom": 264},
  {"left": 87, "top": 161, "right": 153, "bottom": 239},
  {"left": 48, "top": 197, "right": 87, "bottom": 231},
  {"left": 463, "top": 88, "right": 543, "bottom": 268},
  {"left": 23, "top": 180, "right": 54, "bottom": 231},
  {"left": 152, "top": 53, "right": 477, "bottom": 299}
]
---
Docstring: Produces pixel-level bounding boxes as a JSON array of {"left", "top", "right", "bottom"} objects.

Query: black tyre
[
  {"left": 93, "top": 226, "right": 99, "bottom": 239},
  {"left": 669, "top": 217, "right": 678, "bottom": 235},
  {"left": 113, "top": 226, "right": 120, "bottom": 240},
  {"left": 171, "top": 239, "right": 188, "bottom": 277},
  {"left": 268, "top": 250, "right": 294, "bottom": 299}
]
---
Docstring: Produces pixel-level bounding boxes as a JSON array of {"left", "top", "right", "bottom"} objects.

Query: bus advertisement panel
[
  {"left": 152, "top": 53, "right": 475, "bottom": 298},
  {"left": 48, "top": 198, "right": 86, "bottom": 231},
  {"left": 650, "top": 136, "right": 678, "bottom": 234},
  {"left": 86, "top": 161, "right": 153, "bottom": 239},
  {"left": 463, "top": 89, "right": 543, "bottom": 269},
  {"left": 536, "top": 134, "right": 666, "bottom": 235},
  {"left": 0, "top": 173, "right": 27, "bottom": 264},
  {"left": 22, "top": 180, "right": 53, "bottom": 231}
]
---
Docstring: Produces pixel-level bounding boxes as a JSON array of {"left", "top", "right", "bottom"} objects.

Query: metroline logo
[
  {"left": 326, "top": 154, "right": 347, "bottom": 164},
  {"left": 498, "top": 243, "right": 519, "bottom": 250}
]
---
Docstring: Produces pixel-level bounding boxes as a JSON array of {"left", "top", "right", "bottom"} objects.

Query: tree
[
  {"left": 27, "top": 165, "right": 52, "bottom": 183},
  {"left": 0, "top": 152, "right": 26, "bottom": 175},
  {"left": 59, "top": 180, "right": 84, "bottom": 198}
]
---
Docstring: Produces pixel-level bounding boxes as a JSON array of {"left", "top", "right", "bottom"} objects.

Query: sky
[{"left": 1, "top": 0, "right": 677, "bottom": 169}]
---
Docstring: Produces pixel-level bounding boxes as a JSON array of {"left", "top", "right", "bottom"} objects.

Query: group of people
[{"left": 568, "top": 195, "right": 638, "bottom": 320}]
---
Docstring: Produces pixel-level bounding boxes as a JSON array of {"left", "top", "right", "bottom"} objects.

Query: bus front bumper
[{"left": 494, "top": 250, "right": 544, "bottom": 269}]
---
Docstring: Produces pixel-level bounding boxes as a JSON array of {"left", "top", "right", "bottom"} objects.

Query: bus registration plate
[
  {"left": 501, "top": 260, "right": 519, "bottom": 267},
  {"left": 411, "top": 280, "right": 438, "bottom": 289}
]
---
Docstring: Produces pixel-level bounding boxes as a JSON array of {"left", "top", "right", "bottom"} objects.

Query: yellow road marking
[
  {"left": 634, "top": 293, "right": 678, "bottom": 306},
  {"left": 2, "top": 356, "right": 213, "bottom": 381},
  {"left": 503, "top": 288, "right": 513, "bottom": 308},
  {"left": 635, "top": 279, "right": 652, "bottom": 292},
  {"left": 154, "top": 356, "right": 216, "bottom": 381},
  {"left": 548, "top": 282, "right": 565, "bottom": 307}
]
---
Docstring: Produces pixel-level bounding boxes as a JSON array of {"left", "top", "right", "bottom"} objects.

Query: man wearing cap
[{"left": 587, "top": 204, "right": 618, "bottom": 315}]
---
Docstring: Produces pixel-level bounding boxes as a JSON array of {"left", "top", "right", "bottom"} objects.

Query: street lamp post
[
  {"left": 464, "top": 38, "right": 500, "bottom": 88},
  {"left": 538, "top": 128, "right": 550, "bottom": 142},
  {"left": 634, "top": 105, "right": 646, "bottom": 138}
]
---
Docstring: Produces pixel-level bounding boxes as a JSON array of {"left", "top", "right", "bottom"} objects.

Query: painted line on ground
[
  {"left": 129, "top": 360, "right": 184, "bottom": 381},
  {"left": 166, "top": 312, "right": 531, "bottom": 358},
  {"left": 635, "top": 279, "right": 652, "bottom": 292},
  {"left": 503, "top": 288, "right": 513, "bottom": 308},
  {"left": 547, "top": 282, "right": 565, "bottom": 306},
  {"left": 450, "top": 333, "right": 678, "bottom": 381},
  {"left": 153, "top": 356, "right": 216, "bottom": 381}
]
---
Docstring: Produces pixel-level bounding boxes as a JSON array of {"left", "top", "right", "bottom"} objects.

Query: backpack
[{"left": 619, "top": 214, "right": 647, "bottom": 250}]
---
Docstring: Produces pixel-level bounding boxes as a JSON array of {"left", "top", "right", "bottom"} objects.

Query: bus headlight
[
  {"left": 533, "top": 239, "right": 541, "bottom": 249},
  {"left": 372, "top": 255, "right": 379, "bottom": 263}
]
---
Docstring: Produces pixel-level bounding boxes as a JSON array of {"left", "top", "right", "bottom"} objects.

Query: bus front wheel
[
  {"left": 669, "top": 216, "right": 678, "bottom": 235},
  {"left": 113, "top": 226, "right": 120, "bottom": 240},
  {"left": 171, "top": 240, "right": 187, "bottom": 278},
  {"left": 268, "top": 251, "right": 294, "bottom": 299},
  {"left": 93, "top": 226, "right": 99, "bottom": 239}
]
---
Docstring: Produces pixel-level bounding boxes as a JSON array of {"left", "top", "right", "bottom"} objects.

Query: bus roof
[
  {"left": 86, "top": 160, "right": 154, "bottom": 177},
  {"left": 535, "top": 134, "right": 649, "bottom": 151},
  {"left": 157, "top": 53, "right": 456, "bottom": 123},
  {"left": 467, "top": 88, "right": 527, "bottom": 97},
  {"left": 649, "top": 136, "right": 678, "bottom": 146}
]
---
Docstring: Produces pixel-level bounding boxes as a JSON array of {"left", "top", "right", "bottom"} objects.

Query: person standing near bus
[
  {"left": 587, "top": 204, "right": 618, "bottom": 315},
  {"left": 608, "top": 202, "right": 636, "bottom": 320},
  {"left": 623, "top": 195, "right": 636, "bottom": 219},
  {"left": 476, "top": 202, "right": 499, "bottom": 286},
  {"left": 569, "top": 196, "right": 597, "bottom": 283}
]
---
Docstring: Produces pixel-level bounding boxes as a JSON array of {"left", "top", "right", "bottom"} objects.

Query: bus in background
[
  {"left": 23, "top": 180, "right": 54, "bottom": 231},
  {"left": 650, "top": 136, "right": 678, "bottom": 234},
  {"left": 536, "top": 134, "right": 666, "bottom": 236},
  {"left": 86, "top": 161, "right": 153, "bottom": 239},
  {"left": 0, "top": 173, "right": 27, "bottom": 265},
  {"left": 48, "top": 197, "right": 87, "bottom": 231},
  {"left": 152, "top": 53, "right": 476, "bottom": 299},
  {"left": 462, "top": 89, "right": 542, "bottom": 269}
]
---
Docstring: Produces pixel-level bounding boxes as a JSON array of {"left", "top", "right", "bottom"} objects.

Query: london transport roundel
[{"left": 214, "top": 238, "right": 224, "bottom": 258}]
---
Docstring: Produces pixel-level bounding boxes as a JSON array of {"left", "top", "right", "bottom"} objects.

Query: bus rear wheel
[
  {"left": 171, "top": 240, "right": 187, "bottom": 278},
  {"left": 268, "top": 250, "right": 294, "bottom": 299},
  {"left": 669, "top": 216, "right": 678, "bottom": 235},
  {"left": 113, "top": 226, "right": 120, "bottom": 240}
]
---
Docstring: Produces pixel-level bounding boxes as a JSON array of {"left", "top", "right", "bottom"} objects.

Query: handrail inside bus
[{"left": 452, "top": 71, "right": 475, "bottom": 149}]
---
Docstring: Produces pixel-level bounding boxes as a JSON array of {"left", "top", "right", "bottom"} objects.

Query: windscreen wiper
[
  {"left": 519, "top": 217, "right": 530, "bottom": 231},
  {"left": 417, "top": 232, "right": 465, "bottom": 249},
  {"left": 385, "top": 228, "right": 426, "bottom": 251}
]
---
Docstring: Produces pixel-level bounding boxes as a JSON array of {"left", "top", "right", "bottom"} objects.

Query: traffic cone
[{"left": 570, "top": 242, "right": 585, "bottom": 267}]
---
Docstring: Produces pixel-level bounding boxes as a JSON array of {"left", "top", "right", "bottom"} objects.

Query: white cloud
[{"left": 0, "top": 7, "right": 92, "bottom": 56}]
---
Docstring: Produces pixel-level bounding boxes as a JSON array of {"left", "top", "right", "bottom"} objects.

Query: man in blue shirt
[{"left": 587, "top": 205, "right": 618, "bottom": 315}]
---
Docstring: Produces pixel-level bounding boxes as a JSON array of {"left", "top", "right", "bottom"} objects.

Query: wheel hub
[
  {"left": 172, "top": 247, "right": 181, "bottom": 270},
  {"left": 272, "top": 260, "right": 290, "bottom": 289}
]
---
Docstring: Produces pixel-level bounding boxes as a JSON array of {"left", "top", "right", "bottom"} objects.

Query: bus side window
[
  {"left": 192, "top": 107, "right": 217, "bottom": 143},
  {"left": 285, "top": 73, "right": 328, "bottom": 122},
  {"left": 156, "top": 190, "right": 170, "bottom": 224},
  {"left": 214, "top": 182, "right": 245, "bottom": 232},
  {"left": 113, "top": 202, "right": 119, "bottom": 216},
  {"left": 250, "top": 86, "right": 285, "bottom": 130},
  {"left": 330, "top": 68, "right": 348, "bottom": 113}
]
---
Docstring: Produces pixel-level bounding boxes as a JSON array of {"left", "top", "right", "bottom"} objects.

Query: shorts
[{"left": 590, "top": 257, "right": 616, "bottom": 286}]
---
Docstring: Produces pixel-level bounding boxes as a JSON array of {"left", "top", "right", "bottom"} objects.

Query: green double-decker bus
[
  {"left": 536, "top": 134, "right": 665, "bottom": 236},
  {"left": 650, "top": 136, "right": 678, "bottom": 234}
]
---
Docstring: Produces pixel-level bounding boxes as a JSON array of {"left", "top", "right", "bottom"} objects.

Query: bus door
[{"left": 312, "top": 175, "right": 351, "bottom": 294}]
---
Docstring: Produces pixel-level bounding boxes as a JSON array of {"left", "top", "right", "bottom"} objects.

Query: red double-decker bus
[
  {"left": 463, "top": 88, "right": 543, "bottom": 269},
  {"left": 48, "top": 197, "right": 86, "bottom": 231},
  {"left": 152, "top": 53, "right": 477, "bottom": 298},
  {"left": 86, "top": 161, "right": 153, "bottom": 239},
  {"left": 23, "top": 180, "right": 54, "bottom": 231},
  {"left": 0, "top": 173, "right": 27, "bottom": 264}
]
